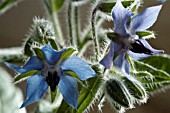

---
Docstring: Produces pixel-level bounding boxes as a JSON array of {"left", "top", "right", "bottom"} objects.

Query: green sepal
[
  {"left": 44, "top": 0, "right": 65, "bottom": 14},
  {"left": 52, "top": 0, "right": 65, "bottom": 12},
  {"left": 24, "top": 38, "right": 34, "bottom": 56},
  {"left": 33, "top": 48, "right": 44, "bottom": 59},
  {"left": 14, "top": 70, "right": 38, "bottom": 83},
  {"left": 50, "top": 86, "right": 58, "bottom": 103},
  {"left": 98, "top": 1, "right": 134, "bottom": 14},
  {"left": 136, "top": 31, "right": 154, "bottom": 39},
  {"left": 59, "top": 47, "right": 76, "bottom": 62},
  {"left": 66, "top": 71, "right": 87, "bottom": 89},
  {"left": 107, "top": 32, "right": 119, "bottom": 40},
  {"left": 47, "top": 38, "right": 59, "bottom": 50},
  {"left": 105, "top": 79, "right": 132, "bottom": 108},
  {"left": 123, "top": 77, "right": 147, "bottom": 100}
]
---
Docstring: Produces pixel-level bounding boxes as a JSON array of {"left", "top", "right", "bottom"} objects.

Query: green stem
[
  {"left": 74, "top": 6, "right": 80, "bottom": 45},
  {"left": 51, "top": 13, "right": 64, "bottom": 47},
  {"left": 68, "top": 2, "right": 74, "bottom": 45},
  {"left": 126, "top": 54, "right": 135, "bottom": 71},
  {"left": 0, "top": 47, "right": 23, "bottom": 63},
  {"left": 91, "top": 7, "right": 100, "bottom": 61}
]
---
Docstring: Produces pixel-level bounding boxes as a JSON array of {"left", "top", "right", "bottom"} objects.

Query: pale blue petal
[
  {"left": 112, "top": 0, "right": 133, "bottom": 35},
  {"left": 58, "top": 75, "right": 78, "bottom": 109},
  {"left": 139, "top": 38, "right": 164, "bottom": 54},
  {"left": 113, "top": 52, "right": 130, "bottom": 74},
  {"left": 127, "top": 50, "right": 151, "bottom": 60},
  {"left": 4, "top": 62, "right": 21, "bottom": 73},
  {"left": 157, "top": 0, "right": 166, "bottom": 3},
  {"left": 20, "top": 74, "right": 48, "bottom": 108},
  {"left": 130, "top": 5, "right": 162, "bottom": 34},
  {"left": 61, "top": 56, "right": 96, "bottom": 80},
  {"left": 100, "top": 41, "right": 115, "bottom": 69},
  {"left": 4, "top": 56, "right": 44, "bottom": 74},
  {"left": 42, "top": 43, "right": 66, "bottom": 65}
]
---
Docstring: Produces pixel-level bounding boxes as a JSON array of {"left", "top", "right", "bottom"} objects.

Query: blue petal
[
  {"left": 112, "top": 0, "right": 133, "bottom": 35},
  {"left": 20, "top": 74, "right": 48, "bottom": 108},
  {"left": 113, "top": 52, "right": 130, "bottom": 74},
  {"left": 58, "top": 75, "right": 78, "bottom": 109},
  {"left": 61, "top": 56, "right": 96, "bottom": 80},
  {"left": 4, "top": 56, "right": 44, "bottom": 74},
  {"left": 139, "top": 38, "right": 164, "bottom": 54},
  {"left": 130, "top": 5, "right": 162, "bottom": 34},
  {"left": 127, "top": 50, "right": 151, "bottom": 60},
  {"left": 42, "top": 43, "right": 66, "bottom": 65},
  {"left": 100, "top": 41, "right": 115, "bottom": 69},
  {"left": 157, "top": 0, "right": 166, "bottom": 3}
]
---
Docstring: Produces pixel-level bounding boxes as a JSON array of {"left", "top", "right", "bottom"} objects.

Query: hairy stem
[
  {"left": 91, "top": 7, "right": 100, "bottom": 61},
  {"left": 68, "top": 2, "right": 74, "bottom": 45},
  {"left": 74, "top": 6, "right": 80, "bottom": 46}
]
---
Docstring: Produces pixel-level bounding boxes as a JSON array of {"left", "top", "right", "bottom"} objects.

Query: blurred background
[{"left": 0, "top": 0, "right": 169, "bottom": 113}]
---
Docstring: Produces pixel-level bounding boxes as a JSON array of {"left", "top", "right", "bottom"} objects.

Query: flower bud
[
  {"left": 123, "top": 77, "right": 147, "bottom": 102},
  {"left": 105, "top": 79, "right": 132, "bottom": 108}
]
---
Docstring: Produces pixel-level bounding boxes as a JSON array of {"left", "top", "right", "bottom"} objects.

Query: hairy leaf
[
  {"left": 140, "top": 54, "right": 170, "bottom": 74},
  {"left": 134, "top": 60, "right": 170, "bottom": 91}
]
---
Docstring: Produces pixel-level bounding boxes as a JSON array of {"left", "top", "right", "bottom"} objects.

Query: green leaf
[
  {"left": 56, "top": 100, "right": 73, "bottom": 113},
  {"left": 56, "top": 76, "right": 102, "bottom": 113},
  {"left": 140, "top": 54, "right": 170, "bottom": 75},
  {"left": 36, "top": 89, "right": 63, "bottom": 113},
  {"left": 136, "top": 31, "right": 155, "bottom": 39},
  {"left": 0, "top": 0, "right": 22, "bottom": 15},
  {"left": 14, "top": 70, "right": 38, "bottom": 83},
  {"left": 59, "top": 47, "right": 76, "bottom": 62},
  {"left": 76, "top": 76, "right": 102, "bottom": 113},
  {"left": 133, "top": 60, "right": 170, "bottom": 91}
]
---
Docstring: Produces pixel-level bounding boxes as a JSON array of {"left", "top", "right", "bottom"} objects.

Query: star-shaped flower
[
  {"left": 100, "top": 0, "right": 163, "bottom": 74},
  {"left": 5, "top": 43, "right": 96, "bottom": 109}
]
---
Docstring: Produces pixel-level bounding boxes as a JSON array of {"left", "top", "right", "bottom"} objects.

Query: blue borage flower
[
  {"left": 5, "top": 43, "right": 96, "bottom": 109},
  {"left": 100, "top": 0, "right": 164, "bottom": 75}
]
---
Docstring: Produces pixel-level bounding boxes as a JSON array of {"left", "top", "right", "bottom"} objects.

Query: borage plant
[{"left": 0, "top": 0, "right": 170, "bottom": 113}]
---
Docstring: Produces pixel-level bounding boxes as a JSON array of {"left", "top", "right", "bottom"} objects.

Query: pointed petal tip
[
  {"left": 19, "top": 104, "right": 25, "bottom": 109},
  {"left": 99, "top": 60, "right": 112, "bottom": 69}
]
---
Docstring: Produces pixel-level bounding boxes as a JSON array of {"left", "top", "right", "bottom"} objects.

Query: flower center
[
  {"left": 130, "top": 40, "right": 153, "bottom": 54},
  {"left": 41, "top": 60, "right": 61, "bottom": 92},
  {"left": 46, "top": 71, "right": 60, "bottom": 92}
]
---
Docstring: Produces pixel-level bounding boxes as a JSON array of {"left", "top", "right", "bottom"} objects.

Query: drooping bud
[
  {"left": 105, "top": 79, "right": 133, "bottom": 108},
  {"left": 122, "top": 77, "right": 148, "bottom": 102}
]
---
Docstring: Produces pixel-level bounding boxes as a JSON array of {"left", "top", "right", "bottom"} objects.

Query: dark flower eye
[
  {"left": 130, "top": 40, "right": 153, "bottom": 55},
  {"left": 46, "top": 71, "right": 60, "bottom": 92}
]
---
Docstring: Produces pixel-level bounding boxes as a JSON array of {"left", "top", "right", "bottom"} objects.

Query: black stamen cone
[
  {"left": 130, "top": 40, "right": 153, "bottom": 54},
  {"left": 46, "top": 71, "right": 60, "bottom": 92}
]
